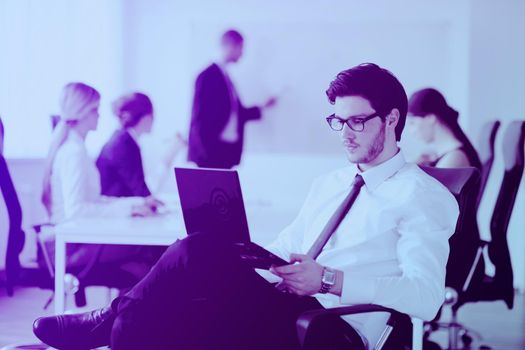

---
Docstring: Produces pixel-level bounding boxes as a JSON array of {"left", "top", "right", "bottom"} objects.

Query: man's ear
[{"left": 386, "top": 108, "right": 400, "bottom": 127}]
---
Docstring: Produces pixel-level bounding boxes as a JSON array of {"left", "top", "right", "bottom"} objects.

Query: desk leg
[{"left": 54, "top": 237, "right": 66, "bottom": 315}]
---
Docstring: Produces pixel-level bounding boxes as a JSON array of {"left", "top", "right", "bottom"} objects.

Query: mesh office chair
[
  {"left": 457, "top": 120, "right": 524, "bottom": 306},
  {"left": 429, "top": 120, "right": 525, "bottom": 349},
  {"left": 296, "top": 166, "right": 480, "bottom": 350},
  {"left": 480, "top": 120, "right": 525, "bottom": 307},
  {"left": 476, "top": 120, "right": 501, "bottom": 207}
]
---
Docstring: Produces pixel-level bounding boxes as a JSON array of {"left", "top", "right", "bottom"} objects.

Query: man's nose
[{"left": 341, "top": 123, "right": 356, "bottom": 139}]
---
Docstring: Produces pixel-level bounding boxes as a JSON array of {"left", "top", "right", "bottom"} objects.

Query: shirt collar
[
  {"left": 127, "top": 128, "right": 139, "bottom": 143},
  {"left": 216, "top": 62, "right": 232, "bottom": 78},
  {"left": 355, "top": 150, "right": 406, "bottom": 191}
]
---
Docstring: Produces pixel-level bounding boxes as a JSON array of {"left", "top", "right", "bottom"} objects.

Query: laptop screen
[{"left": 174, "top": 167, "right": 250, "bottom": 243}]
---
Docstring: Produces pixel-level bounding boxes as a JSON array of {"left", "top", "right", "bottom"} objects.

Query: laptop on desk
[{"left": 174, "top": 167, "right": 288, "bottom": 269}]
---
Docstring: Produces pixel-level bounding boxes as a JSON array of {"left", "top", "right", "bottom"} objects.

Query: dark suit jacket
[
  {"left": 187, "top": 63, "right": 261, "bottom": 169},
  {"left": 96, "top": 129, "right": 151, "bottom": 197}
]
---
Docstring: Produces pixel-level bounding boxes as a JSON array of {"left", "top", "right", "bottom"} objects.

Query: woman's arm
[{"left": 436, "top": 149, "right": 470, "bottom": 168}]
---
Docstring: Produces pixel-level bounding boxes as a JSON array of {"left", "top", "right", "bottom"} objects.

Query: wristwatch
[{"left": 319, "top": 267, "right": 336, "bottom": 294}]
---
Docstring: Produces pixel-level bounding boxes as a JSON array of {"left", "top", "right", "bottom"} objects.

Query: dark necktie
[{"left": 307, "top": 174, "right": 365, "bottom": 259}]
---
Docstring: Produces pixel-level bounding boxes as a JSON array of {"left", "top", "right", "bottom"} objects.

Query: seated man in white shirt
[{"left": 33, "top": 63, "right": 459, "bottom": 350}]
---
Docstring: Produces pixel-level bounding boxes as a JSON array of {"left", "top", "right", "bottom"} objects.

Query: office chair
[
  {"left": 297, "top": 166, "right": 480, "bottom": 350},
  {"left": 1, "top": 154, "right": 28, "bottom": 296},
  {"left": 428, "top": 120, "right": 525, "bottom": 349},
  {"left": 469, "top": 120, "right": 524, "bottom": 308},
  {"left": 476, "top": 120, "right": 501, "bottom": 207},
  {"left": 1, "top": 153, "right": 138, "bottom": 305}
]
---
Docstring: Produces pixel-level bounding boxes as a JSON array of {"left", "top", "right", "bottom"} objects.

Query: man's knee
[{"left": 163, "top": 232, "right": 227, "bottom": 263}]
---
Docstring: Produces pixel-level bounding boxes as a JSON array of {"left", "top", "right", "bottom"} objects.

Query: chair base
[{"left": 425, "top": 320, "right": 491, "bottom": 350}]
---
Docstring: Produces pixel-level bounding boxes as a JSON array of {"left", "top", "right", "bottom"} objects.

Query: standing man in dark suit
[{"left": 188, "top": 29, "right": 276, "bottom": 169}]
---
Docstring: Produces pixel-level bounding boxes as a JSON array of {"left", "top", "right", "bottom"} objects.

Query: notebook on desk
[{"left": 174, "top": 167, "right": 288, "bottom": 269}]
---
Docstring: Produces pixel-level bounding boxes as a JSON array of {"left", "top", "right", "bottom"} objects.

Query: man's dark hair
[
  {"left": 221, "top": 29, "right": 244, "bottom": 45},
  {"left": 326, "top": 63, "right": 408, "bottom": 141}
]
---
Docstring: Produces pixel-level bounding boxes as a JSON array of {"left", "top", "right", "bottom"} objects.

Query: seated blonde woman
[{"left": 41, "top": 82, "right": 156, "bottom": 283}]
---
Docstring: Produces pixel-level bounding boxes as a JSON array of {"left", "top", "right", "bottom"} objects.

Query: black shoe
[{"left": 33, "top": 306, "right": 114, "bottom": 350}]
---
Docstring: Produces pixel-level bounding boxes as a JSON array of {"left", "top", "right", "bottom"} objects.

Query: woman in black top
[
  {"left": 406, "top": 88, "right": 481, "bottom": 169},
  {"left": 97, "top": 92, "right": 156, "bottom": 198}
]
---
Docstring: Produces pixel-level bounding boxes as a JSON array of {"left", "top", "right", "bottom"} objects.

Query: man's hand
[{"left": 270, "top": 254, "right": 323, "bottom": 296}]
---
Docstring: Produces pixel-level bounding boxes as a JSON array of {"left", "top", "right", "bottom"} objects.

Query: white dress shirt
[
  {"left": 51, "top": 130, "right": 142, "bottom": 223},
  {"left": 218, "top": 64, "right": 240, "bottom": 143},
  {"left": 265, "top": 151, "right": 459, "bottom": 348}
]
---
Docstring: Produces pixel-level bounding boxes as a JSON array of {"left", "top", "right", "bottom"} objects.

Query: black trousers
[{"left": 110, "top": 233, "right": 365, "bottom": 350}]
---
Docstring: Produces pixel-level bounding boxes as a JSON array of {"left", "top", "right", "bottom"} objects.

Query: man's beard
[{"left": 358, "top": 125, "right": 385, "bottom": 164}]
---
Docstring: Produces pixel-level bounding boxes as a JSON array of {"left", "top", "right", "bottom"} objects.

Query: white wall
[
  {"left": 122, "top": 0, "right": 471, "bottom": 158},
  {"left": 0, "top": 0, "right": 125, "bottom": 158}
]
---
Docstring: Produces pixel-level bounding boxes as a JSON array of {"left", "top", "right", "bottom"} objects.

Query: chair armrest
[
  {"left": 33, "top": 223, "right": 54, "bottom": 234},
  {"left": 296, "top": 304, "right": 402, "bottom": 348}
]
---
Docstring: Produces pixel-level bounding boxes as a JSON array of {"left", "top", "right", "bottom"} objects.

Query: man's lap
[{"left": 111, "top": 233, "right": 362, "bottom": 349}]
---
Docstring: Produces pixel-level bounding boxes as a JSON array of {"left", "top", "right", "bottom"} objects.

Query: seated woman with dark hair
[
  {"left": 96, "top": 92, "right": 168, "bottom": 266},
  {"left": 97, "top": 92, "right": 158, "bottom": 200},
  {"left": 406, "top": 88, "right": 481, "bottom": 169}
]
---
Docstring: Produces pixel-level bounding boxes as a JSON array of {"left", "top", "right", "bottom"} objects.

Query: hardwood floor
[
  {"left": 1, "top": 287, "right": 524, "bottom": 349},
  {"left": 0, "top": 286, "right": 111, "bottom": 349}
]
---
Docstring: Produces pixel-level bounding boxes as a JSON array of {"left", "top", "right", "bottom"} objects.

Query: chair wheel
[{"left": 461, "top": 333, "right": 473, "bottom": 347}]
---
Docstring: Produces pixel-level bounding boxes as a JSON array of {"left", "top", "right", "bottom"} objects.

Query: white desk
[
  {"left": 52, "top": 199, "right": 296, "bottom": 314},
  {"left": 53, "top": 214, "right": 186, "bottom": 314}
]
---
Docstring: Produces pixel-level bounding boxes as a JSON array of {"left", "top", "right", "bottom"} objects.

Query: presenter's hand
[
  {"left": 262, "top": 96, "right": 277, "bottom": 110},
  {"left": 270, "top": 253, "right": 323, "bottom": 296}
]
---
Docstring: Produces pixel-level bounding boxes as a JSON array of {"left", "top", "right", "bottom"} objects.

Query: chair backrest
[
  {"left": 486, "top": 120, "right": 525, "bottom": 308},
  {"left": 0, "top": 155, "right": 25, "bottom": 295},
  {"left": 490, "top": 120, "right": 525, "bottom": 238},
  {"left": 420, "top": 166, "right": 482, "bottom": 292},
  {"left": 476, "top": 120, "right": 501, "bottom": 207}
]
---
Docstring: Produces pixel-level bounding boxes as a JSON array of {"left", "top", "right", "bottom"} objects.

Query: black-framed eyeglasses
[{"left": 326, "top": 113, "right": 382, "bottom": 132}]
